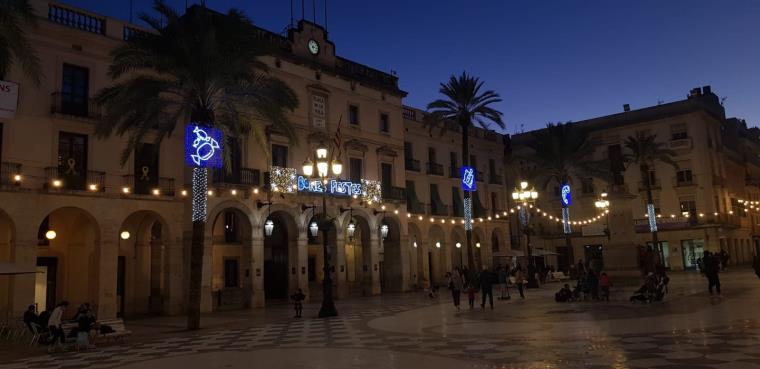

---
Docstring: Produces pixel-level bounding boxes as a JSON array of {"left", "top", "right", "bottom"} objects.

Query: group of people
[
  {"left": 444, "top": 264, "right": 528, "bottom": 311},
  {"left": 22, "top": 301, "right": 98, "bottom": 352},
  {"left": 555, "top": 260, "right": 612, "bottom": 302}
]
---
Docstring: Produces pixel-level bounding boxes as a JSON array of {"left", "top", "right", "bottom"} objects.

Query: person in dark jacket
[
  {"left": 479, "top": 266, "right": 497, "bottom": 310},
  {"left": 23, "top": 305, "right": 38, "bottom": 333},
  {"left": 703, "top": 251, "right": 721, "bottom": 295}
]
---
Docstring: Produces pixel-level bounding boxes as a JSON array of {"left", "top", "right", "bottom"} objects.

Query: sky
[{"left": 63, "top": 0, "right": 760, "bottom": 133}]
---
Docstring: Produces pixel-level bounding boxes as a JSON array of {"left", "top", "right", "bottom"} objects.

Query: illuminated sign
[
  {"left": 185, "top": 124, "right": 222, "bottom": 168},
  {"left": 560, "top": 184, "right": 572, "bottom": 206},
  {"left": 460, "top": 166, "right": 476, "bottom": 192},
  {"left": 297, "top": 176, "right": 362, "bottom": 197}
]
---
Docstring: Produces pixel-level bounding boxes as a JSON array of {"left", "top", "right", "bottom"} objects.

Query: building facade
[
  {"left": 509, "top": 87, "right": 760, "bottom": 273},
  {"left": 0, "top": 1, "right": 510, "bottom": 319}
]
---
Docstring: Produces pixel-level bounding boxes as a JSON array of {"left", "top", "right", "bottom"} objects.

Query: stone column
[
  {"left": 420, "top": 241, "right": 430, "bottom": 288},
  {"left": 603, "top": 191, "right": 640, "bottom": 277},
  {"left": 97, "top": 227, "right": 119, "bottom": 319},
  {"left": 241, "top": 236, "right": 254, "bottom": 308},
  {"left": 296, "top": 232, "right": 309, "bottom": 300},
  {"left": 200, "top": 232, "right": 213, "bottom": 313},
  {"left": 399, "top": 235, "right": 411, "bottom": 291},
  {"left": 334, "top": 233, "right": 348, "bottom": 299},
  {"left": 370, "top": 233, "right": 381, "bottom": 295},
  {"left": 163, "top": 234, "right": 185, "bottom": 315},
  {"left": 149, "top": 239, "right": 163, "bottom": 314},
  {"left": 251, "top": 230, "right": 265, "bottom": 307},
  {"left": 10, "top": 223, "right": 38, "bottom": 317}
]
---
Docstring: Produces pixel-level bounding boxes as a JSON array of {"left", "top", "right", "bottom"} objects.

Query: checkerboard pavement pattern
[{"left": 2, "top": 297, "right": 760, "bottom": 369}]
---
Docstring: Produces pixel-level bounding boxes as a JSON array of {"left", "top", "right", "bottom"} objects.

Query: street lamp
[
  {"left": 595, "top": 192, "right": 611, "bottom": 240},
  {"left": 380, "top": 224, "right": 389, "bottom": 240},
  {"left": 512, "top": 180, "right": 539, "bottom": 287},
  {"left": 303, "top": 143, "right": 342, "bottom": 318}
]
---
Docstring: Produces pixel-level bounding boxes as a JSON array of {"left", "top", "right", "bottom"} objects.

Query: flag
[{"left": 332, "top": 115, "right": 343, "bottom": 159}]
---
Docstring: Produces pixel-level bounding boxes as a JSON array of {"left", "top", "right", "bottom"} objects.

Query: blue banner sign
[
  {"left": 297, "top": 176, "right": 362, "bottom": 196},
  {"left": 560, "top": 183, "right": 572, "bottom": 206},
  {"left": 460, "top": 166, "right": 476, "bottom": 192},
  {"left": 185, "top": 124, "right": 223, "bottom": 168}
]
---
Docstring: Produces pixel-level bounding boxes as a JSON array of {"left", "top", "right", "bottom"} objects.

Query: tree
[
  {"left": 523, "top": 122, "right": 605, "bottom": 278},
  {"left": 426, "top": 72, "right": 504, "bottom": 272},
  {"left": 0, "top": 0, "right": 42, "bottom": 84},
  {"left": 95, "top": 1, "right": 298, "bottom": 330},
  {"left": 623, "top": 131, "right": 677, "bottom": 272}
]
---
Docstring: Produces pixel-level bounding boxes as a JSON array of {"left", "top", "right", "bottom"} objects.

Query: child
[
  {"left": 466, "top": 284, "right": 477, "bottom": 309},
  {"left": 600, "top": 273, "right": 612, "bottom": 301},
  {"left": 291, "top": 289, "right": 306, "bottom": 318}
]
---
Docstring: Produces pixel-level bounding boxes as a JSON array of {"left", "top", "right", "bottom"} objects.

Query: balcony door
[
  {"left": 57, "top": 132, "right": 87, "bottom": 190},
  {"left": 134, "top": 143, "right": 159, "bottom": 195},
  {"left": 61, "top": 64, "right": 89, "bottom": 116},
  {"left": 381, "top": 163, "right": 393, "bottom": 190}
]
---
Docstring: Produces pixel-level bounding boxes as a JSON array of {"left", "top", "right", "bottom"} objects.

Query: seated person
[
  {"left": 23, "top": 305, "right": 39, "bottom": 332},
  {"left": 555, "top": 284, "right": 573, "bottom": 302}
]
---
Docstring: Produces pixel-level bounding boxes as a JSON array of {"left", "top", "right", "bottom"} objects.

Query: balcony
[
  {"left": 48, "top": 4, "right": 105, "bottom": 35},
  {"left": 213, "top": 168, "right": 261, "bottom": 187},
  {"left": 489, "top": 173, "right": 503, "bottom": 185},
  {"left": 383, "top": 186, "right": 406, "bottom": 202},
  {"left": 51, "top": 92, "right": 101, "bottom": 120},
  {"left": 402, "top": 107, "right": 418, "bottom": 121},
  {"left": 123, "top": 175, "right": 175, "bottom": 196},
  {"left": 674, "top": 174, "right": 697, "bottom": 187},
  {"left": 428, "top": 203, "right": 449, "bottom": 216},
  {"left": 0, "top": 162, "right": 22, "bottom": 186},
  {"left": 44, "top": 167, "right": 104, "bottom": 192},
  {"left": 407, "top": 201, "right": 425, "bottom": 214},
  {"left": 669, "top": 137, "right": 692, "bottom": 150},
  {"left": 638, "top": 179, "right": 660, "bottom": 192},
  {"left": 405, "top": 159, "right": 421, "bottom": 172},
  {"left": 426, "top": 162, "right": 444, "bottom": 176},
  {"left": 633, "top": 213, "right": 742, "bottom": 233}
]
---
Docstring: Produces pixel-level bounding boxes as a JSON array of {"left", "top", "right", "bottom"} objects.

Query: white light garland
[
  {"left": 192, "top": 168, "right": 207, "bottom": 222},
  {"left": 463, "top": 197, "right": 473, "bottom": 230}
]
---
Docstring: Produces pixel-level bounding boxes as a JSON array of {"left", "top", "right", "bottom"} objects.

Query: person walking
[
  {"left": 479, "top": 266, "right": 496, "bottom": 309},
  {"left": 599, "top": 272, "right": 612, "bottom": 301},
  {"left": 47, "top": 301, "right": 69, "bottom": 353},
  {"left": 514, "top": 266, "right": 526, "bottom": 299},
  {"left": 703, "top": 251, "right": 721, "bottom": 296},
  {"left": 291, "top": 289, "right": 306, "bottom": 318},
  {"left": 449, "top": 268, "right": 464, "bottom": 311},
  {"left": 498, "top": 266, "right": 510, "bottom": 300}
]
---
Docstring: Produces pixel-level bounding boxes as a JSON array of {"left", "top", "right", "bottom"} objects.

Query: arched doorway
[
  {"left": 263, "top": 210, "right": 297, "bottom": 301},
  {"left": 210, "top": 207, "right": 253, "bottom": 310},
  {"left": 344, "top": 214, "right": 371, "bottom": 296},
  {"left": 450, "top": 228, "right": 465, "bottom": 269},
  {"left": 408, "top": 222, "right": 423, "bottom": 288},
  {"left": 35, "top": 207, "right": 100, "bottom": 314},
  {"left": 380, "top": 216, "right": 402, "bottom": 292},
  {"left": 118, "top": 211, "right": 171, "bottom": 317},
  {"left": 427, "top": 224, "right": 446, "bottom": 286},
  {"left": 0, "top": 209, "right": 14, "bottom": 316}
]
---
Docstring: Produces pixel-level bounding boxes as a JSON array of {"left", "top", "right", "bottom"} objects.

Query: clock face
[{"left": 307, "top": 39, "right": 319, "bottom": 55}]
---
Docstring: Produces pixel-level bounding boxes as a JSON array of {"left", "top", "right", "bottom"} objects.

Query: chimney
[
  {"left": 689, "top": 88, "right": 701, "bottom": 98},
  {"left": 623, "top": 104, "right": 630, "bottom": 112},
  {"left": 702, "top": 85, "right": 712, "bottom": 95}
]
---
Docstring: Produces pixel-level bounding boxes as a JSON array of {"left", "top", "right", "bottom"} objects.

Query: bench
[
  {"left": 96, "top": 318, "right": 132, "bottom": 343},
  {"left": 551, "top": 272, "right": 570, "bottom": 282}
]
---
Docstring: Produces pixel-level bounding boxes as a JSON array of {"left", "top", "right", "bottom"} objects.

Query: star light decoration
[
  {"left": 362, "top": 179, "right": 382, "bottom": 203},
  {"left": 269, "top": 166, "right": 297, "bottom": 193}
]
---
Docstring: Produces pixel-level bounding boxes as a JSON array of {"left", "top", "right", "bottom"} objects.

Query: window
[
  {"left": 134, "top": 143, "right": 159, "bottom": 195},
  {"left": 58, "top": 132, "right": 88, "bottom": 190},
  {"left": 581, "top": 178, "right": 595, "bottom": 194},
  {"left": 381, "top": 163, "right": 393, "bottom": 189},
  {"left": 311, "top": 94, "right": 326, "bottom": 128},
  {"left": 61, "top": 64, "right": 89, "bottom": 116},
  {"left": 676, "top": 169, "right": 693, "bottom": 184},
  {"left": 349, "top": 158, "right": 363, "bottom": 183},
  {"left": 469, "top": 155, "right": 477, "bottom": 170},
  {"left": 223, "top": 259, "right": 239, "bottom": 288},
  {"left": 404, "top": 142, "right": 413, "bottom": 160},
  {"left": 608, "top": 144, "right": 625, "bottom": 185},
  {"left": 491, "top": 192, "right": 499, "bottom": 212},
  {"left": 451, "top": 187, "right": 462, "bottom": 216},
  {"left": 348, "top": 105, "right": 359, "bottom": 125},
  {"left": 488, "top": 159, "right": 496, "bottom": 177},
  {"left": 428, "top": 147, "right": 437, "bottom": 164},
  {"left": 679, "top": 197, "right": 697, "bottom": 216},
  {"left": 671, "top": 124, "right": 688, "bottom": 140},
  {"left": 224, "top": 211, "right": 238, "bottom": 243},
  {"left": 379, "top": 113, "right": 389, "bottom": 133},
  {"left": 449, "top": 152, "right": 457, "bottom": 173},
  {"left": 271, "top": 144, "right": 288, "bottom": 167}
]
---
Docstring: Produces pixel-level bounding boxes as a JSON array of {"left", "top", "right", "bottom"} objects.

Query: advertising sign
[{"left": 0, "top": 80, "right": 19, "bottom": 118}]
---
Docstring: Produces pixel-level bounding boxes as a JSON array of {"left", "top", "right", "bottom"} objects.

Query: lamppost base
[{"left": 318, "top": 301, "right": 338, "bottom": 318}]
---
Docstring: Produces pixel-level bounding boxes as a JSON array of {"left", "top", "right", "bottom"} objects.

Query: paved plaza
[{"left": 2, "top": 270, "right": 760, "bottom": 369}]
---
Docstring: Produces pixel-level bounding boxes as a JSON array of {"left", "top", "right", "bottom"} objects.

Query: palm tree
[
  {"left": 524, "top": 122, "right": 605, "bottom": 278},
  {"left": 427, "top": 72, "right": 504, "bottom": 272},
  {"left": 623, "top": 131, "right": 677, "bottom": 271},
  {"left": 95, "top": 1, "right": 298, "bottom": 330},
  {"left": 0, "top": 0, "right": 42, "bottom": 84}
]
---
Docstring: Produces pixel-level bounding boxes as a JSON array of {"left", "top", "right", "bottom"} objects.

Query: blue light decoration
[
  {"left": 460, "top": 166, "right": 476, "bottom": 192},
  {"left": 297, "top": 176, "right": 362, "bottom": 197},
  {"left": 647, "top": 203, "right": 658, "bottom": 232},
  {"left": 463, "top": 197, "right": 473, "bottom": 230},
  {"left": 185, "top": 124, "right": 223, "bottom": 168},
  {"left": 560, "top": 183, "right": 572, "bottom": 207},
  {"left": 562, "top": 207, "right": 572, "bottom": 234}
]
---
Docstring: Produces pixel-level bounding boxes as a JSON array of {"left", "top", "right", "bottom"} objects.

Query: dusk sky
[{"left": 64, "top": 0, "right": 760, "bottom": 133}]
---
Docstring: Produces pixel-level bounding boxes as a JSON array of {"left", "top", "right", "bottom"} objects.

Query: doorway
[
  {"left": 35, "top": 257, "right": 57, "bottom": 312},
  {"left": 681, "top": 239, "right": 704, "bottom": 270},
  {"left": 117, "top": 256, "right": 125, "bottom": 317},
  {"left": 584, "top": 244, "right": 604, "bottom": 271}
]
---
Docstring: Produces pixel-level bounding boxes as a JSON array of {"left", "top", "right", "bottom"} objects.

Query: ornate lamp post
[
  {"left": 302, "top": 143, "right": 342, "bottom": 317},
  {"left": 512, "top": 180, "right": 538, "bottom": 286}
]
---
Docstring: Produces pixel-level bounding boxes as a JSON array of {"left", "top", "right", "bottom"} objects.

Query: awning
[
  {"left": 493, "top": 249, "right": 525, "bottom": 257},
  {"left": 0, "top": 262, "right": 37, "bottom": 275}
]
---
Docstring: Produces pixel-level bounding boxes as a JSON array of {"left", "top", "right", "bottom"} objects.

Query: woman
[
  {"left": 450, "top": 268, "right": 464, "bottom": 311},
  {"left": 514, "top": 266, "right": 526, "bottom": 299}
]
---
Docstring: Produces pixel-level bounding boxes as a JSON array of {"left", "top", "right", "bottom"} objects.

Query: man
[
  {"left": 703, "top": 251, "right": 721, "bottom": 296},
  {"left": 48, "top": 301, "right": 69, "bottom": 352},
  {"left": 23, "top": 305, "right": 38, "bottom": 333},
  {"left": 479, "top": 266, "right": 497, "bottom": 310},
  {"left": 498, "top": 266, "right": 510, "bottom": 300}
]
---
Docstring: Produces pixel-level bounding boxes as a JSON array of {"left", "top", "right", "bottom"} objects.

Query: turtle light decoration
[{"left": 185, "top": 124, "right": 223, "bottom": 168}]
